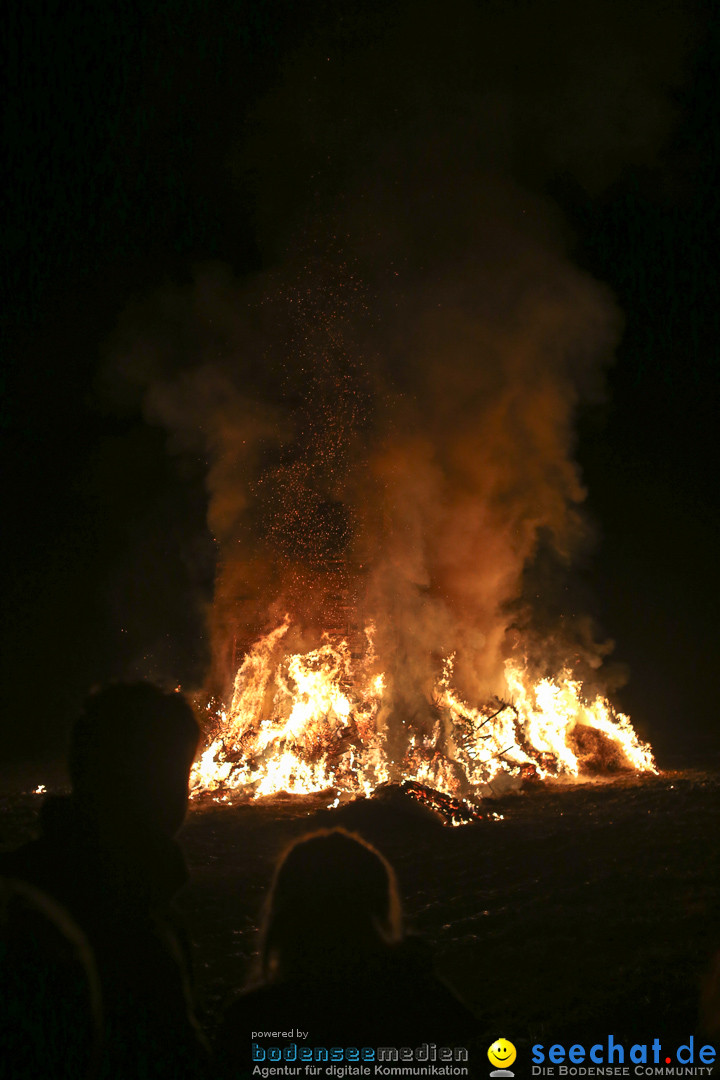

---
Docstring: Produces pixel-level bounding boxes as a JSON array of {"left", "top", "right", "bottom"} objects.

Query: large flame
[{"left": 190, "top": 619, "right": 655, "bottom": 802}]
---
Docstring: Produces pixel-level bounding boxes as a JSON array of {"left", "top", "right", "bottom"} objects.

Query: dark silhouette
[
  {"left": 0, "top": 682, "right": 208, "bottom": 1079},
  {"left": 700, "top": 947, "right": 720, "bottom": 1046},
  {"left": 1, "top": 877, "right": 103, "bottom": 1080},
  {"left": 214, "top": 828, "right": 478, "bottom": 1078}
]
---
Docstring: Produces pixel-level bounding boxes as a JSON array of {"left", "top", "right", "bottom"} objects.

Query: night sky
[{"left": 2, "top": 0, "right": 719, "bottom": 768}]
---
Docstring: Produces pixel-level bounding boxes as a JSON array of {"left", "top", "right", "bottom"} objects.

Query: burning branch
[{"left": 190, "top": 623, "right": 656, "bottom": 803}]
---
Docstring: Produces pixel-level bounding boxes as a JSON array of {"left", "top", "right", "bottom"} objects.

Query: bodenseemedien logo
[{"left": 488, "top": 1038, "right": 517, "bottom": 1077}]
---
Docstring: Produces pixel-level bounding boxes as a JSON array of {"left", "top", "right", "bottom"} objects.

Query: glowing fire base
[{"left": 190, "top": 619, "right": 656, "bottom": 804}]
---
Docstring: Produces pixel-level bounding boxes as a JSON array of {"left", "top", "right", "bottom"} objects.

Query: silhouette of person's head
[
  {"left": 68, "top": 683, "right": 199, "bottom": 836},
  {"left": 1, "top": 877, "right": 103, "bottom": 1079},
  {"left": 261, "top": 828, "right": 402, "bottom": 981}
]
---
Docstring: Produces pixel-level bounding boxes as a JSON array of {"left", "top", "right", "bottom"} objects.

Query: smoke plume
[{"left": 107, "top": 0, "right": 689, "bottom": 714}]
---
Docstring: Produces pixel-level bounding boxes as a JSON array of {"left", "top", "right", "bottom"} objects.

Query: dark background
[{"left": 2, "top": 0, "right": 719, "bottom": 768}]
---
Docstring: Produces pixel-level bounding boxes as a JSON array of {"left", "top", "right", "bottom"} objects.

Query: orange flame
[{"left": 191, "top": 621, "right": 655, "bottom": 801}]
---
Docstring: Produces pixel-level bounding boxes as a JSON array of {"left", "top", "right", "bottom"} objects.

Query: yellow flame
[
  {"left": 191, "top": 622, "right": 389, "bottom": 798},
  {"left": 190, "top": 622, "right": 656, "bottom": 801},
  {"left": 503, "top": 660, "right": 656, "bottom": 775}
]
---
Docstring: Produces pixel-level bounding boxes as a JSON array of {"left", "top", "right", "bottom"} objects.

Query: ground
[{"left": 2, "top": 768, "right": 719, "bottom": 1065}]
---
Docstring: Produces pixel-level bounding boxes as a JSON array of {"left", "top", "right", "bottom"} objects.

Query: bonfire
[{"left": 190, "top": 616, "right": 655, "bottom": 809}]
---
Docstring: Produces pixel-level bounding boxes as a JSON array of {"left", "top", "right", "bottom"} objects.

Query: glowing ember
[{"left": 190, "top": 620, "right": 655, "bottom": 802}]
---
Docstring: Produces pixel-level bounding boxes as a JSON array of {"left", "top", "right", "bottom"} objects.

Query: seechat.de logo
[{"left": 488, "top": 1037, "right": 517, "bottom": 1077}]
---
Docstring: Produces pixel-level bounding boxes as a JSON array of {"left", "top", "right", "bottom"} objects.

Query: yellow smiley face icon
[{"left": 488, "top": 1038, "right": 517, "bottom": 1069}]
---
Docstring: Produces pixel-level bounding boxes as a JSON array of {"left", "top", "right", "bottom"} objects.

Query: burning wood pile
[
  {"left": 373, "top": 781, "right": 485, "bottom": 827},
  {"left": 190, "top": 618, "right": 656, "bottom": 807}
]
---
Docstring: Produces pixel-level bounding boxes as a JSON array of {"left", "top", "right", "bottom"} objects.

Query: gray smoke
[{"left": 106, "top": 0, "right": 690, "bottom": 711}]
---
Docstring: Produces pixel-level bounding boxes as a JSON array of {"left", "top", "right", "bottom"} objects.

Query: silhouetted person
[
  {"left": 214, "top": 828, "right": 478, "bottom": 1079},
  {"left": 0, "top": 682, "right": 208, "bottom": 1079},
  {"left": 1, "top": 877, "right": 103, "bottom": 1080},
  {"left": 700, "top": 947, "right": 720, "bottom": 1076}
]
